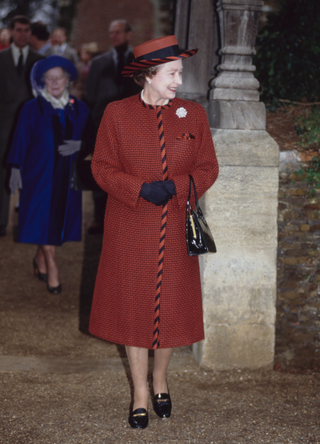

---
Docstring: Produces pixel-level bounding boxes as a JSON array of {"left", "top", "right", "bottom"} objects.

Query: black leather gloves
[{"left": 140, "top": 180, "right": 176, "bottom": 206}]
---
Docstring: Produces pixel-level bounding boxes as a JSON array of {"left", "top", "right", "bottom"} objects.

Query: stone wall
[
  {"left": 194, "top": 128, "right": 279, "bottom": 371},
  {"left": 276, "top": 158, "right": 320, "bottom": 370}
]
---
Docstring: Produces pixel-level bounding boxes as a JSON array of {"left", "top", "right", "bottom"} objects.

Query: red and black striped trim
[
  {"left": 154, "top": 106, "right": 168, "bottom": 349},
  {"left": 122, "top": 49, "right": 199, "bottom": 77},
  {"left": 139, "top": 92, "right": 172, "bottom": 349},
  {"left": 135, "top": 45, "right": 181, "bottom": 61}
]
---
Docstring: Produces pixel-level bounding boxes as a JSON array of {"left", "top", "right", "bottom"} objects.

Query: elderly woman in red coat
[{"left": 89, "top": 36, "right": 219, "bottom": 429}]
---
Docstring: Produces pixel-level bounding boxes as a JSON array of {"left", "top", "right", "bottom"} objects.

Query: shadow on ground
[{"left": 78, "top": 231, "right": 102, "bottom": 334}]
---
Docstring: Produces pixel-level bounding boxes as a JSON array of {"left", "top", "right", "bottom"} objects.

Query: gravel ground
[
  {"left": 0, "top": 369, "right": 319, "bottom": 444},
  {"left": 1, "top": 193, "right": 319, "bottom": 444}
]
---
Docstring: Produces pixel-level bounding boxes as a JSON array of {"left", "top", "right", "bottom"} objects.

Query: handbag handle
[{"left": 187, "top": 175, "right": 200, "bottom": 211}]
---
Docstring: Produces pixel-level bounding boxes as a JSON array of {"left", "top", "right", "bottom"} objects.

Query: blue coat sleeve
[{"left": 7, "top": 102, "right": 33, "bottom": 169}]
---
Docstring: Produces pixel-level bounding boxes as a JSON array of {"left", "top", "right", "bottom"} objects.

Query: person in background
[
  {"left": 0, "top": 28, "right": 11, "bottom": 50},
  {"left": 0, "top": 15, "right": 43, "bottom": 237},
  {"left": 29, "top": 21, "right": 51, "bottom": 55},
  {"left": 85, "top": 19, "right": 140, "bottom": 234},
  {"left": 71, "top": 42, "right": 99, "bottom": 102},
  {"left": 89, "top": 35, "right": 219, "bottom": 429},
  {"left": 7, "top": 56, "right": 93, "bottom": 293},
  {"left": 47, "top": 27, "right": 78, "bottom": 65}
]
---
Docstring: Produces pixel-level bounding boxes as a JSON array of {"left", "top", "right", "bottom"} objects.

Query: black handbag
[{"left": 186, "top": 175, "right": 217, "bottom": 256}]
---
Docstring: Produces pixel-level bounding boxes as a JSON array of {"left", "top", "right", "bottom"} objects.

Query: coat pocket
[{"left": 168, "top": 139, "right": 197, "bottom": 171}]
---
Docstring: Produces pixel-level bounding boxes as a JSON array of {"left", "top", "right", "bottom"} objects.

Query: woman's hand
[
  {"left": 140, "top": 180, "right": 176, "bottom": 206},
  {"left": 9, "top": 167, "right": 23, "bottom": 195},
  {"left": 162, "top": 180, "right": 176, "bottom": 197},
  {"left": 58, "top": 140, "right": 82, "bottom": 156}
]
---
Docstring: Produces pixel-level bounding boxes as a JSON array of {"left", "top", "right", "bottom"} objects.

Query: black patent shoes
[
  {"left": 129, "top": 408, "right": 149, "bottom": 429},
  {"left": 153, "top": 393, "right": 172, "bottom": 418}
]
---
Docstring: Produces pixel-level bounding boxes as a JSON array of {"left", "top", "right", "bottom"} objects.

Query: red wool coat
[{"left": 89, "top": 94, "right": 219, "bottom": 349}]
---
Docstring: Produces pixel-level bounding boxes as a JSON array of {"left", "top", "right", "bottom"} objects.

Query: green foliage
[
  {"left": 295, "top": 108, "right": 320, "bottom": 148},
  {"left": 0, "top": 0, "right": 59, "bottom": 28},
  {"left": 294, "top": 107, "right": 320, "bottom": 196},
  {"left": 0, "top": 0, "right": 78, "bottom": 34},
  {"left": 254, "top": 0, "right": 320, "bottom": 103},
  {"left": 295, "top": 156, "right": 320, "bottom": 197}
]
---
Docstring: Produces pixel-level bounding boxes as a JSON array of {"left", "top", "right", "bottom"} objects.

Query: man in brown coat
[{"left": 0, "top": 15, "right": 43, "bottom": 236}]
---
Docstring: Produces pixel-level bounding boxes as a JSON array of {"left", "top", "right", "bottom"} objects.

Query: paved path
[{"left": 0, "top": 193, "right": 319, "bottom": 444}]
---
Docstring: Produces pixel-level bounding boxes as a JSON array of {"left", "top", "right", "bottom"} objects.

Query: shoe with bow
[
  {"left": 128, "top": 408, "right": 148, "bottom": 429},
  {"left": 153, "top": 393, "right": 172, "bottom": 418}
]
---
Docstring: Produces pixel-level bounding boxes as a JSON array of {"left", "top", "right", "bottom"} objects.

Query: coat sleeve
[
  {"left": 85, "top": 58, "right": 99, "bottom": 109},
  {"left": 6, "top": 102, "right": 32, "bottom": 169},
  {"left": 172, "top": 105, "right": 219, "bottom": 209},
  {"left": 91, "top": 102, "right": 144, "bottom": 210}
]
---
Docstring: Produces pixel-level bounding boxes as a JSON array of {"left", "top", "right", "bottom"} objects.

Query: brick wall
[
  {"left": 70, "top": 0, "right": 171, "bottom": 53},
  {"left": 276, "top": 165, "right": 320, "bottom": 370}
]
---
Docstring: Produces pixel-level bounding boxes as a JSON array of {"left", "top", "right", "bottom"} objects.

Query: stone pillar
[
  {"left": 149, "top": 0, "right": 173, "bottom": 38},
  {"left": 193, "top": 0, "right": 280, "bottom": 370},
  {"left": 208, "top": 0, "right": 266, "bottom": 130},
  {"left": 174, "top": 0, "right": 216, "bottom": 104}
]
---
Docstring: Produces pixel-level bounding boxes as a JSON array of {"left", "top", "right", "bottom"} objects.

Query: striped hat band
[{"left": 122, "top": 35, "right": 198, "bottom": 77}]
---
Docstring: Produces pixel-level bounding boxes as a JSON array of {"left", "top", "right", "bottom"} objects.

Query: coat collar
[
  {"left": 1, "top": 47, "right": 43, "bottom": 82},
  {"left": 11, "top": 43, "right": 29, "bottom": 65},
  {"left": 37, "top": 94, "right": 78, "bottom": 117},
  {"left": 139, "top": 91, "right": 172, "bottom": 110}
]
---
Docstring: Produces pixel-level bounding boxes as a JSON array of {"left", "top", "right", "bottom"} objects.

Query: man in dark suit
[
  {"left": 86, "top": 19, "right": 140, "bottom": 128},
  {"left": 0, "top": 15, "right": 44, "bottom": 236},
  {"left": 29, "top": 21, "right": 51, "bottom": 55},
  {"left": 85, "top": 19, "right": 141, "bottom": 234}
]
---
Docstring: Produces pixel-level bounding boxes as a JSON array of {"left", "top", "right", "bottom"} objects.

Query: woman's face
[
  {"left": 44, "top": 67, "right": 69, "bottom": 99},
  {"left": 145, "top": 59, "right": 183, "bottom": 104},
  {"left": 80, "top": 49, "right": 91, "bottom": 63},
  {"left": 0, "top": 28, "right": 11, "bottom": 45}
]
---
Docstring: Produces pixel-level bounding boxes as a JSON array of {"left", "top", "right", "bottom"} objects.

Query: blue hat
[{"left": 32, "top": 55, "right": 78, "bottom": 88}]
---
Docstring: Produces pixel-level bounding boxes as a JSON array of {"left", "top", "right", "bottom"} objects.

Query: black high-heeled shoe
[
  {"left": 153, "top": 393, "right": 172, "bottom": 418},
  {"left": 47, "top": 283, "right": 62, "bottom": 294},
  {"left": 128, "top": 408, "right": 148, "bottom": 429},
  {"left": 33, "top": 258, "right": 48, "bottom": 282}
]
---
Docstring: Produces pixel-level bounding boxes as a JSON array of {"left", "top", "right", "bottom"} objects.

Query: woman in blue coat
[{"left": 8, "top": 56, "right": 93, "bottom": 294}]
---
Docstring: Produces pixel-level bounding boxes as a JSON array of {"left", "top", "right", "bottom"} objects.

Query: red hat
[{"left": 122, "top": 35, "right": 198, "bottom": 77}]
